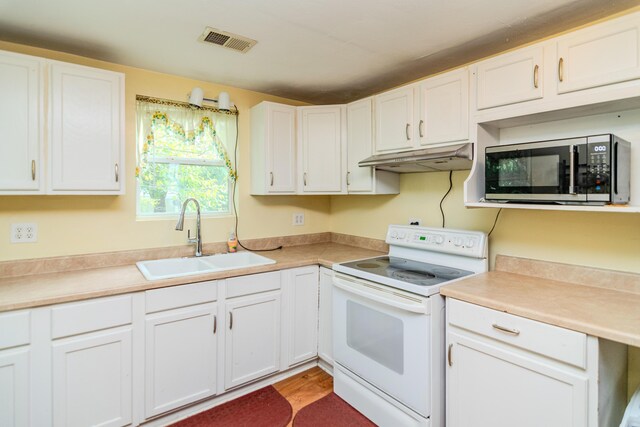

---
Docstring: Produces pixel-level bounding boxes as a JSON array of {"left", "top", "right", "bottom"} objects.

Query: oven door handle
[{"left": 333, "top": 275, "right": 429, "bottom": 314}]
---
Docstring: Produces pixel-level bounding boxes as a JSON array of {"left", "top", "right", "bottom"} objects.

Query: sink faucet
[{"left": 175, "top": 198, "right": 202, "bottom": 257}]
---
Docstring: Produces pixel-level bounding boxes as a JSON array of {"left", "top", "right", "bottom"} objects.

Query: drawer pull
[
  {"left": 447, "top": 343, "right": 453, "bottom": 366},
  {"left": 405, "top": 123, "right": 411, "bottom": 141},
  {"left": 213, "top": 315, "right": 217, "bottom": 334},
  {"left": 115, "top": 163, "right": 119, "bottom": 183},
  {"left": 419, "top": 120, "right": 424, "bottom": 138},
  {"left": 346, "top": 171, "right": 350, "bottom": 186},
  {"left": 533, "top": 64, "right": 539, "bottom": 88},
  {"left": 31, "top": 160, "right": 36, "bottom": 180},
  {"left": 229, "top": 312, "right": 233, "bottom": 330},
  {"left": 492, "top": 323, "right": 520, "bottom": 336},
  {"left": 270, "top": 172, "right": 274, "bottom": 186}
]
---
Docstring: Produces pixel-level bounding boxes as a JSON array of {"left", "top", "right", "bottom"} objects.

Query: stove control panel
[{"left": 386, "top": 225, "right": 487, "bottom": 258}]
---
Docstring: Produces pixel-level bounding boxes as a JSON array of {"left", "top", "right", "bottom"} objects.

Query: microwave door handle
[
  {"left": 613, "top": 141, "right": 618, "bottom": 195},
  {"left": 569, "top": 145, "right": 577, "bottom": 195}
]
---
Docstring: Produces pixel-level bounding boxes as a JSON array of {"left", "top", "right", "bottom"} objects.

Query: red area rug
[
  {"left": 293, "top": 392, "right": 376, "bottom": 427},
  {"left": 170, "top": 386, "right": 292, "bottom": 427}
]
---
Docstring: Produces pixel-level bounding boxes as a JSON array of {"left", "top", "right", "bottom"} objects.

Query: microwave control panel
[{"left": 587, "top": 141, "right": 611, "bottom": 194}]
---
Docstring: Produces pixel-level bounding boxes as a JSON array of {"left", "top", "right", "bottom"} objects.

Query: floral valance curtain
[{"left": 136, "top": 99, "right": 237, "bottom": 181}]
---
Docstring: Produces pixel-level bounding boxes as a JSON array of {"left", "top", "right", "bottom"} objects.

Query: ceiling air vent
[{"left": 198, "top": 27, "right": 257, "bottom": 53}]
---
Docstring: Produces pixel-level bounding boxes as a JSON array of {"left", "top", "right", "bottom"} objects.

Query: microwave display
[{"left": 485, "top": 134, "right": 631, "bottom": 205}]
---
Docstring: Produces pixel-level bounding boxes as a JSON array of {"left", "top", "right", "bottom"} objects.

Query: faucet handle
[{"left": 187, "top": 229, "right": 198, "bottom": 243}]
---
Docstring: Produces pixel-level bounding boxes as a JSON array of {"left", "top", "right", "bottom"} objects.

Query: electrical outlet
[
  {"left": 409, "top": 218, "right": 422, "bottom": 226},
  {"left": 293, "top": 212, "right": 305, "bottom": 226},
  {"left": 11, "top": 223, "right": 38, "bottom": 243}
]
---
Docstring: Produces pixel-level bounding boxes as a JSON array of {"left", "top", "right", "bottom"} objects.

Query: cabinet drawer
[
  {"left": 51, "top": 295, "right": 132, "bottom": 339},
  {"left": 226, "top": 271, "right": 280, "bottom": 298},
  {"left": 146, "top": 280, "right": 217, "bottom": 313},
  {"left": 0, "top": 311, "right": 30, "bottom": 349},
  {"left": 448, "top": 299, "right": 586, "bottom": 369}
]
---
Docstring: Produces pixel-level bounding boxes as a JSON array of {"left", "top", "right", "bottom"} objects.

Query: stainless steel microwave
[{"left": 485, "top": 134, "right": 631, "bottom": 204}]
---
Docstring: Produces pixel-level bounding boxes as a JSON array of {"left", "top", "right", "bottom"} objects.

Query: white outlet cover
[
  {"left": 11, "top": 223, "right": 38, "bottom": 243},
  {"left": 293, "top": 212, "right": 305, "bottom": 226}
]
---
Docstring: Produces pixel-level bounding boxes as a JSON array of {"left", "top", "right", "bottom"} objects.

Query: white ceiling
[{"left": 0, "top": 0, "right": 638, "bottom": 104}]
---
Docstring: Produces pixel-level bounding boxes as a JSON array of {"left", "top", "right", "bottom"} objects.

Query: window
[{"left": 135, "top": 96, "right": 237, "bottom": 217}]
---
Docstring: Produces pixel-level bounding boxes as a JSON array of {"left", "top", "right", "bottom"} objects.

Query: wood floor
[{"left": 273, "top": 366, "right": 333, "bottom": 426}]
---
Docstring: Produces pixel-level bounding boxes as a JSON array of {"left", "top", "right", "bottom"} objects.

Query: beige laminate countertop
[
  {"left": 440, "top": 269, "right": 640, "bottom": 347},
  {"left": 0, "top": 243, "right": 384, "bottom": 312}
]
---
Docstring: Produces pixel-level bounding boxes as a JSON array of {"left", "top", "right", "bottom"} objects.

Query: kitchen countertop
[
  {"left": 0, "top": 242, "right": 384, "bottom": 312},
  {"left": 440, "top": 255, "right": 640, "bottom": 347}
]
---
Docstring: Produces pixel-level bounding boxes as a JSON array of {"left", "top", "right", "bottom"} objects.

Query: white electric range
[{"left": 332, "top": 224, "right": 488, "bottom": 427}]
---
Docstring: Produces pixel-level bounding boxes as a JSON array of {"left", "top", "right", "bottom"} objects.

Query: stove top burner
[{"left": 339, "top": 256, "right": 474, "bottom": 287}]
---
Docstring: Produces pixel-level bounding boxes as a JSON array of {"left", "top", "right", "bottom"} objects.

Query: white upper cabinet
[
  {"left": 476, "top": 45, "right": 544, "bottom": 110},
  {"left": 49, "top": 61, "right": 124, "bottom": 194},
  {"left": 557, "top": 13, "right": 640, "bottom": 94},
  {"left": 419, "top": 68, "right": 469, "bottom": 145},
  {"left": 250, "top": 102, "right": 297, "bottom": 194},
  {"left": 298, "top": 105, "right": 346, "bottom": 194},
  {"left": 346, "top": 98, "right": 399, "bottom": 194},
  {"left": 0, "top": 51, "right": 43, "bottom": 194},
  {"left": 375, "top": 84, "right": 416, "bottom": 153}
]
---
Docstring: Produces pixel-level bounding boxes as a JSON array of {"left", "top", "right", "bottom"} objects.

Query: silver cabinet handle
[
  {"left": 405, "top": 123, "right": 411, "bottom": 140},
  {"left": 533, "top": 64, "right": 539, "bottom": 88},
  {"left": 270, "top": 172, "right": 274, "bottom": 186},
  {"left": 448, "top": 343, "right": 453, "bottom": 366},
  {"left": 229, "top": 312, "right": 233, "bottom": 330},
  {"left": 419, "top": 120, "right": 424, "bottom": 138},
  {"left": 303, "top": 172, "right": 307, "bottom": 186},
  {"left": 31, "top": 160, "right": 36, "bottom": 181},
  {"left": 492, "top": 323, "right": 520, "bottom": 336},
  {"left": 213, "top": 315, "right": 217, "bottom": 334},
  {"left": 115, "top": 163, "right": 119, "bottom": 183},
  {"left": 558, "top": 57, "right": 564, "bottom": 82},
  {"left": 346, "top": 171, "right": 350, "bottom": 186}
]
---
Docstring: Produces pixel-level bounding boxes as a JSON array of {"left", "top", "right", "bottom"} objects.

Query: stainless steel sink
[{"left": 136, "top": 252, "right": 276, "bottom": 280}]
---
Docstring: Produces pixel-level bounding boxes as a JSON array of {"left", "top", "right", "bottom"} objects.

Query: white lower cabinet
[
  {"left": 0, "top": 310, "right": 31, "bottom": 427},
  {"left": 51, "top": 295, "right": 133, "bottom": 427},
  {"left": 284, "top": 266, "right": 319, "bottom": 367},
  {"left": 0, "top": 348, "right": 30, "bottom": 426},
  {"left": 446, "top": 298, "right": 627, "bottom": 427},
  {"left": 224, "top": 272, "right": 282, "bottom": 389},
  {"left": 52, "top": 329, "right": 132, "bottom": 427},
  {"left": 144, "top": 281, "right": 218, "bottom": 418},
  {"left": 317, "top": 267, "right": 333, "bottom": 366}
]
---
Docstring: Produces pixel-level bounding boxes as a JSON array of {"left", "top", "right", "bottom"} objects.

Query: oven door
[
  {"left": 485, "top": 138, "right": 588, "bottom": 202},
  {"left": 333, "top": 273, "right": 432, "bottom": 417}
]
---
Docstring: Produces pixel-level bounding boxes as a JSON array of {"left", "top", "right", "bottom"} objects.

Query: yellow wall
[{"left": 0, "top": 41, "right": 331, "bottom": 262}]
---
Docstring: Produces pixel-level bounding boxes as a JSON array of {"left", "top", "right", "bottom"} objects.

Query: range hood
[{"left": 358, "top": 142, "right": 473, "bottom": 173}]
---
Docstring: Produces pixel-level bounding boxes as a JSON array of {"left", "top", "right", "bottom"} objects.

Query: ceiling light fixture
[{"left": 189, "top": 87, "right": 231, "bottom": 110}]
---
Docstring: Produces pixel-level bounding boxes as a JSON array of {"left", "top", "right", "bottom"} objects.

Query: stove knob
[
  {"left": 466, "top": 238, "right": 475, "bottom": 248},
  {"left": 453, "top": 237, "right": 462, "bottom": 247},
  {"left": 398, "top": 232, "right": 406, "bottom": 239},
  {"left": 435, "top": 235, "right": 444, "bottom": 244},
  {"left": 391, "top": 231, "right": 398, "bottom": 239}
]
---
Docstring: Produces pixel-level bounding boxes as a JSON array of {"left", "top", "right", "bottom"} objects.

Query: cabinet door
[
  {"left": 419, "top": 68, "right": 469, "bottom": 145},
  {"left": 447, "top": 332, "right": 588, "bottom": 427},
  {"left": 557, "top": 14, "right": 640, "bottom": 94},
  {"left": 347, "top": 98, "right": 374, "bottom": 192},
  {"left": 0, "top": 51, "right": 42, "bottom": 193},
  {"left": 52, "top": 328, "right": 132, "bottom": 427},
  {"left": 476, "top": 46, "right": 543, "bottom": 109},
  {"left": 0, "top": 348, "right": 30, "bottom": 427},
  {"left": 375, "top": 85, "right": 415, "bottom": 152},
  {"left": 49, "top": 61, "right": 124, "bottom": 193},
  {"left": 266, "top": 103, "right": 297, "bottom": 193},
  {"left": 225, "top": 292, "right": 281, "bottom": 389},
  {"left": 145, "top": 303, "right": 217, "bottom": 418},
  {"left": 299, "top": 106, "right": 345, "bottom": 193},
  {"left": 317, "top": 267, "right": 333, "bottom": 366},
  {"left": 285, "top": 266, "right": 319, "bottom": 366}
]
